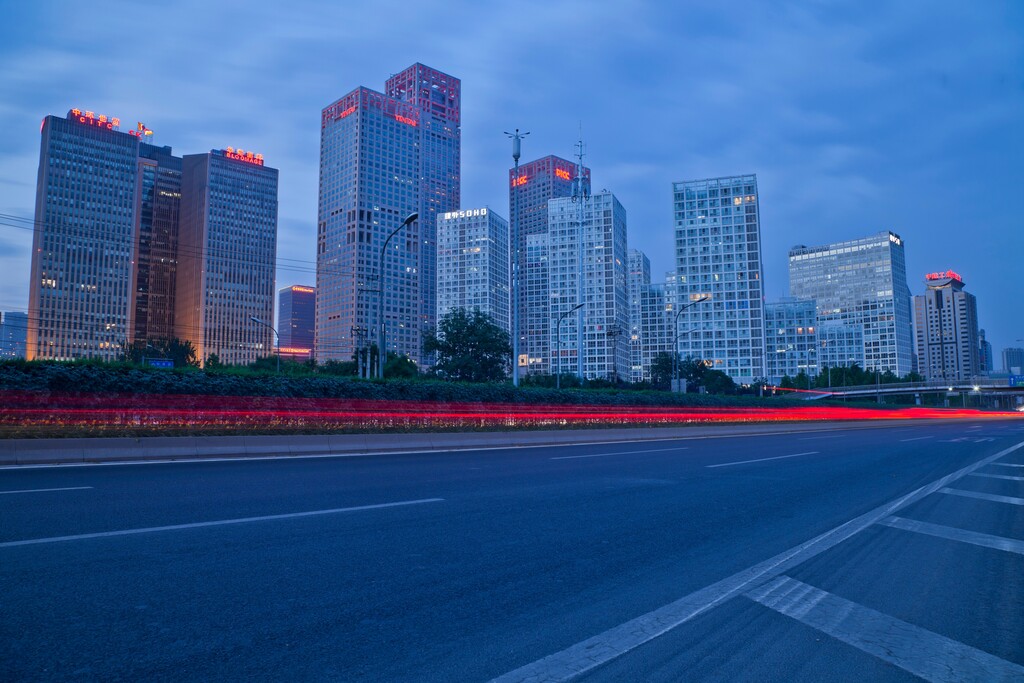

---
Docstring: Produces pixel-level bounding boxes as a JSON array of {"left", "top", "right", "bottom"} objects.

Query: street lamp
[
  {"left": 672, "top": 295, "right": 710, "bottom": 392},
  {"left": 556, "top": 302, "right": 584, "bottom": 390},
  {"left": 504, "top": 129, "right": 529, "bottom": 388},
  {"left": 378, "top": 211, "right": 418, "bottom": 380},
  {"left": 250, "top": 316, "right": 280, "bottom": 373}
]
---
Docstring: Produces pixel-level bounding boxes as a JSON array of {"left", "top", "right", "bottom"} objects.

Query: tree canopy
[{"left": 424, "top": 308, "right": 511, "bottom": 383}]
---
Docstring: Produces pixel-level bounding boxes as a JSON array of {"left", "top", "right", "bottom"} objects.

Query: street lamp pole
[
  {"left": 556, "top": 302, "right": 584, "bottom": 390},
  {"left": 378, "top": 212, "right": 418, "bottom": 380},
  {"left": 250, "top": 316, "right": 280, "bottom": 373},
  {"left": 504, "top": 129, "right": 529, "bottom": 387},
  {"left": 672, "top": 295, "right": 710, "bottom": 392}
]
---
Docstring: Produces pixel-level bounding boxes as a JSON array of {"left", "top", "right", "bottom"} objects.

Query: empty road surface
[{"left": 2, "top": 419, "right": 1023, "bottom": 681}]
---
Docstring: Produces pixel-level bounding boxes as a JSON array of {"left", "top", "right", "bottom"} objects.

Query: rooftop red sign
[
  {"left": 223, "top": 148, "right": 264, "bottom": 165},
  {"left": 926, "top": 270, "right": 962, "bottom": 283}
]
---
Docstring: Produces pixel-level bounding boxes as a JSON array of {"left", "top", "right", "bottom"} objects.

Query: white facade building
[
  {"left": 672, "top": 175, "right": 766, "bottom": 383},
  {"left": 547, "top": 192, "right": 630, "bottom": 382},
  {"left": 436, "top": 207, "right": 510, "bottom": 333},
  {"left": 912, "top": 270, "right": 979, "bottom": 381}
]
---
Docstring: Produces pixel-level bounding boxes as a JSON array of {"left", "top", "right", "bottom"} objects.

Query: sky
[{"left": 0, "top": 1, "right": 1021, "bottom": 358}]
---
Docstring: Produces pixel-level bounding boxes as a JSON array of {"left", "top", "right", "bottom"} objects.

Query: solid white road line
[
  {"left": 747, "top": 576, "right": 1024, "bottom": 683},
  {"left": 0, "top": 486, "right": 93, "bottom": 495},
  {"left": 878, "top": 516, "right": 1024, "bottom": 555},
  {"left": 969, "top": 472, "right": 1024, "bottom": 482},
  {"left": 490, "top": 438, "right": 1024, "bottom": 683},
  {"left": 705, "top": 452, "right": 818, "bottom": 468},
  {"left": 798, "top": 435, "right": 843, "bottom": 440},
  {"left": 900, "top": 436, "right": 934, "bottom": 442},
  {"left": 991, "top": 462, "right": 1024, "bottom": 468},
  {"left": 939, "top": 487, "right": 1024, "bottom": 506},
  {"left": 0, "top": 498, "right": 444, "bottom": 549},
  {"left": 550, "top": 447, "right": 688, "bottom": 461}
]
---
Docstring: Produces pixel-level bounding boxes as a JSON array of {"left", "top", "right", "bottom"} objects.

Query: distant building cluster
[{"left": 19, "top": 66, "right": 1004, "bottom": 383}]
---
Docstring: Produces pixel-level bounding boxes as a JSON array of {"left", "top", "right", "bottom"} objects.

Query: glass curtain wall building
[
  {"left": 278, "top": 285, "right": 316, "bottom": 354},
  {"left": 789, "top": 231, "right": 914, "bottom": 376},
  {"left": 317, "top": 64, "right": 460, "bottom": 366},
  {"left": 509, "top": 155, "right": 588, "bottom": 375},
  {"left": 547, "top": 191, "right": 630, "bottom": 382},
  {"left": 436, "top": 208, "right": 510, "bottom": 333},
  {"left": 176, "top": 150, "right": 278, "bottom": 366},
  {"left": 0, "top": 312, "right": 28, "bottom": 359},
  {"left": 765, "top": 298, "right": 818, "bottom": 385},
  {"left": 28, "top": 111, "right": 141, "bottom": 360},
  {"left": 672, "top": 175, "right": 766, "bottom": 383}
]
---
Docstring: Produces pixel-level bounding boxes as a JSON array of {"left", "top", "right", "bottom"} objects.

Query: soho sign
[{"left": 444, "top": 209, "right": 488, "bottom": 220}]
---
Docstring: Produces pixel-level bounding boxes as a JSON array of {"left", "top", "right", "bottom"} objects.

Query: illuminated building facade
[
  {"left": 509, "top": 155, "right": 590, "bottom": 374},
  {"left": 0, "top": 312, "right": 28, "bottom": 359},
  {"left": 765, "top": 298, "right": 818, "bottom": 384},
  {"left": 547, "top": 191, "right": 630, "bottom": 382},
  {"left": 789, "top": 231, "right": 913, "bottom": 376},
  {"left": 176, "top": 150, "right": 278, "bottom": 366},
  {"left": 912, "top": 271, "right": 979, "bottom": 381},
  {"left": 673, "top": 175, "right": 766, "bottom": 382},
  {"left": 817, "top": 322, "right": 865, "bottom": 371},
  {"left": 317, "top": 64, "right": 460, "bottom": 365},
  {"left": 436, "top": 208, "right": 510, "bottom": 333},
  {"left": 132, "top": 143, "right": 181, "bottom": 344},
  {"left": 28, "top": 111, "right": 141, "bottom": 360},
  {"left": 278, "top": 285, "right": 316, "bottom": 359}
]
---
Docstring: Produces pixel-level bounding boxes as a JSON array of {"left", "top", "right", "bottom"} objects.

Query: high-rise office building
[
  {"left": 0, "top": 312, "right": 28, "bottom": 359},
  {"left": 912, "top": 270, "right": 979, "bottom": 381},
  {"left": 278, "top": 285, "right": 316, "bottom": 360},
  {"left": 436, "top": 207, "right": 510, "bottom": 333},
  {"left": 765, "top": 298, "right": 818, "bottom": 384},
  {"left": 317, "top": 64, "right": 460, "bottom": 365},
  {"left": 978, "top": 329, "right": 993, "bottom": 375},
  {"left": 547, "top": 191, "right": 629, "bottom": 382},
  {"left": 132, "top": 143, "right": 182, "bottom": 344},
  {"left": 817, "top": 322, "right": 865, "bottom": 371},
  {"left": 509, "top": 155, "right": 590, "bottom": 375},
  {"left": 673, "top": 175, "right": 766, "bottom": 382},
  {"left": 628, "top": 249, "right": 671, "bottom": 383},
  {"left": 1004, "top": 348, "right": 1024, "bottom": 375},
  {"left": 28, "top": 110, "right": 141, "bottom": 360},
  {"left": 176, "top": 149, "right": 278, "bottom": 366},
  {"left": 628, "top": 249, "right": 652, "bottom": 382},
  {"left": 789, "top": 231, "right": 914, "bottom": 376}
]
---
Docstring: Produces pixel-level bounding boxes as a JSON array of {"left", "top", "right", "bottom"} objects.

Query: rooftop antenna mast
[{"left": 571, "top": 123, "right": 589, "bottom": 380}]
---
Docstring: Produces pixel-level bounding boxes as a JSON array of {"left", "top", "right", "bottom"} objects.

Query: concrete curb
[{"left": 0, "top": 417, "right": 1007, "bottom": 467}]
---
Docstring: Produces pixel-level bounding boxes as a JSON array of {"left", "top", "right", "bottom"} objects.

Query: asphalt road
[{"left": 2, "top": 419, "right": 1023, "bottom": 682}]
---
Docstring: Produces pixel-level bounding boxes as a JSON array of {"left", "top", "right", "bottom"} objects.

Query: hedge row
[{"left": 0, "top": 360, "right": 811, "bottom": 409}]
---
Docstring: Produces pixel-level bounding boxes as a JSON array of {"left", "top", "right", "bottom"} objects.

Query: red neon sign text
[
  {"left": 926, "top": 270, "right": 962, "bottom": 283},
  {"left": 70, "top": 108, "right": 121, "bottom": 131},
  {"left": 338, "top": 105, "right": 356, "bottom": 119},
  {"left": 394, "top": 114, "right": 418, "bottom": 127},
  {"left": 291, "top": 286, "right": 314, "bottom": 293},
  {"left": 512, "top": 175, "right": 528, "bottom": 187},
  {"left": 555, "top": 168, "right": 571, "bottom": 181},
  {"left": 224, "top": 148, "right": 265, "bottom": 165}
]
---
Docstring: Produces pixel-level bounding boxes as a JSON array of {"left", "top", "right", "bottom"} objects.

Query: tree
[
  {"left": 424, "top": 308, "right": 512, "bottom": 383},
  {"left": 383, "top": 352, "right": 418, "bottom": 378},
  {"left": 649, "top": 351, "right": 678, "bottom": 390},
  {"left": 702, "top": 369, "right": 736, "bottom": 395},
  {"left": 205, "top": 353, "right": 223, "bottom": 370}
]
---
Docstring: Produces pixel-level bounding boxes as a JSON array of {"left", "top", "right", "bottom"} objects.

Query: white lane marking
[
  {"left": 969, "top": 472, "right": 1024, "bottom": 482},
  {"left": 992, "top": 462, "right": 1024, "bottom": 468},
  {"left": 747, "top": 576, "right": 1024, "bottom": 683},
  {"left": 550, "top": 447, "right": 688, "bottom": 461},
  {"left": 0, "top": 498, "right": 443, "bottom": 549},
  {"left": 489, "top": 439, "right": 1024, "bottom": 683},
  {"left": 798, "top": 435, "right": 843, "bottom": 440},
  {"left": 900, "top": 436, "right": 934, "bottom": 442},
  {"left": 878, "top": 516, "right": 1024, "bottom": 555},
  {"left": 939, "top": 488, "right": 1024, "bottom": 506},
  {"left": 0, "top": 486, "right": 93, "bottom": 495},
  {"left": 706, "top": 452, "right": 818, "bottom": 468}
]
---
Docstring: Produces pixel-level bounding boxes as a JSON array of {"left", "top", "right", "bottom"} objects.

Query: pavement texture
[{"left": 1, "top": 418, "right": 1022, "bottom": 681}]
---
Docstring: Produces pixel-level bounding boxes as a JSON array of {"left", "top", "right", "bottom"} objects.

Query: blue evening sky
[{"left": 0, "top": 1, "right": 1021, "bottom": 358}]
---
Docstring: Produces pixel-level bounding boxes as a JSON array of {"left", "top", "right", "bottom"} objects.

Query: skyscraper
[
  {"left": 132, "top": 143, "right": 181, "bottom": 344},
  {"left": 509, "top": 155, "right": 590, "bottom": 375},
  {"left": 913, "top": 270, "right": 980, "bottom": 381},
  {"left": 28, "top": 110, "right": 141, "bottom": 360},
  {"left": 673, "top": 174, "right": 766, "bottom": 383},
  {"left": 176, "top": 149, "right": 278, "bottom": 366},
  {"left": 978, "top": 329, "right": 993, "bottom": 375},
  {"left": 789, "top": 231, "right": 914, "bottom": 375},
  {"left": 0, "top": 312, "right": 28, "bottom": 359},
  {"left": 1004, "top": 348, "right": 1024, "bottom": 375},
  {"left": 436, "top": 207, "right": 510, "bottom": 333},
  {"left": 547, "top": 191, "right": 629, "bottom": 382},
  {"left": 628, "top": 249, "right": 671, "bottom": 383},
  {"left": 317, "top": 64, "right": 460, "bottom": 366},
  {"left": 278, "top": 285, "right": 316, "bottom": 359}
]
